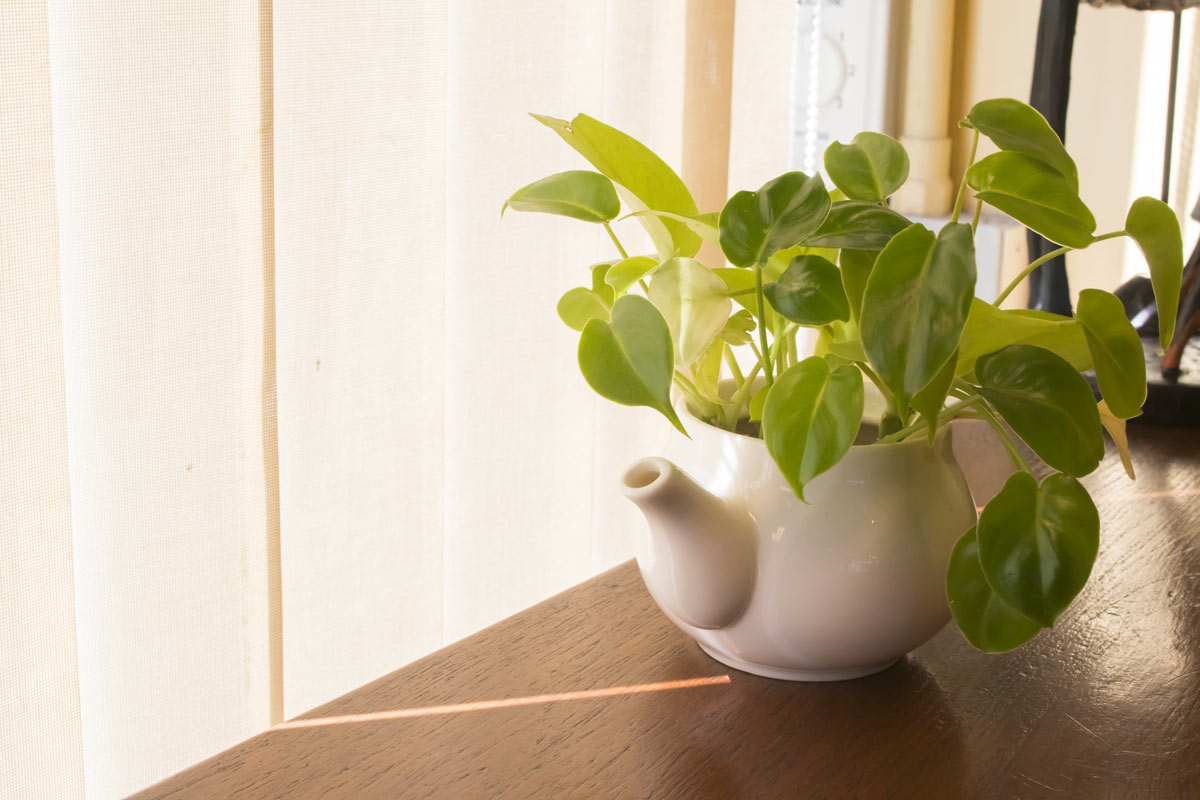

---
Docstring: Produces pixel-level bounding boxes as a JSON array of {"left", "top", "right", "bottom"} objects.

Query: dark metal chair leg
[{"left": 1026, "top": 0, "right": 1079, "bottom": 315}]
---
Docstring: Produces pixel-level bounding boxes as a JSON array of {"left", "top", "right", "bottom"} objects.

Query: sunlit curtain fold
[{"left": 2, "top": 1, "right": 734, "bottom": 797}]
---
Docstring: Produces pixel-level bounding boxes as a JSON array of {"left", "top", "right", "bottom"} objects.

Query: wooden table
[{"left": 135, "top": 425, "right": 1200, "bottom": 799}]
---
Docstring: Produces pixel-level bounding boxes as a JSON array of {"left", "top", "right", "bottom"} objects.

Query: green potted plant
[{"left": 503, "top": 99, "right": 1183, "bottom": 679}]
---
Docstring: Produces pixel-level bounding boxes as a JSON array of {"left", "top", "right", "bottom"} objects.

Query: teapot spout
[{"left": 621, "top": 457, "right": 756, "bottom": 630}]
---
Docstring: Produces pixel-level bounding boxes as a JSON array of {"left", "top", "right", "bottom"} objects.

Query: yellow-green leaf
[
  {"left": 964, "top": 98, "right": 1079, "bottom": 189},
  {"left": 1126, "top": 196, "right": 1184, "bottom": 349},
  {"left": 823, "top": 131, "right": 909, "bottom": 202},
  {"left": 718, "top": 172, "right": 831, "bottom": 267},
  {"left": 1075, "top": 288, "right": 1146, "bottom": 419},
  {"left": 648, "top": 257, "right": 732, "bottom": 365},
  {"left": 557, "top": 287, "right": 610, "bottom": 331},
  {"left": 578, "top": 295, "right": 684, "bottom": 434},
  {"left": 764, "top": 255, "right": 850, "bottom": 326},
  {"left": 861, "top": 222, "right": 976, "bottom": 410},
  {"left": 604, "top": 255, "right": 657, "bottom": 296},
  {"left": 533, "top": 113, "right": 700, "bottom": 259},
  {"left": 1098, "top": 400, "right": 1135, "bottom": 480},
  {"left": 802, "top": 201, "right": 910, "bottom": 250},
  {"left": 966, "top": 152, "right": 1095, "bottom": 248},
  {"left": 503, "top": 170, "right": 619, "bottom": 222},
  {"left": 976, "top": 472, "right": 1099, "bottom": 628},
  {"left": 975, "top": 344, "right": 1104, "bottom": 477},
  {"left": 947, "top": 526, "right": 1044, "bottom": 652},
  {"left": 762, "top": 358, "right": 863, "bottom": 501},
  {"left": 958, "top": 300, "right": 1092, "bottom": 378},
  {"left": 839, "top": 249, "right": 876, "bottom": 324}
]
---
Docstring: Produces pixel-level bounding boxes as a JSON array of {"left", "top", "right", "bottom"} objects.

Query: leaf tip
[{"left": 666, "top": 410, "right": 690, "bottom": 439}]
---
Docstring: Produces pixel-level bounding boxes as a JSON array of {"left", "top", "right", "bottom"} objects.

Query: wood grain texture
[{"left": 133, "top": 424, "right": 1200, "bottom": 799}]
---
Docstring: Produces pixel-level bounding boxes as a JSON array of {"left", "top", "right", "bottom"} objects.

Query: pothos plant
[{"left": 503, "top": 99, "right": 1184, "bottom": 653}]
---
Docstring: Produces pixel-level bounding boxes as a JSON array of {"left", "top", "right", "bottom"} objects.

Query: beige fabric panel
[
  {"left": 442, "top": 1, "right": 692, "bottom": 642},
  {"left": 45, "top": 2, "right": 274, "bottom": 795},
  {"left": 0, "top": 3, "right": 85, "bottom": 798},
  {"left": 273, "top": 2, "right": 449, "bottom": 717}
]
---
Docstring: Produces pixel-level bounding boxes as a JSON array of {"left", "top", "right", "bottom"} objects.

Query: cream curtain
[
  {"left": 1, "top": 4, "right": 85, "bottom": 799},
  {"left": 1, "top": 1, "right": 763, "bottom": 797}
]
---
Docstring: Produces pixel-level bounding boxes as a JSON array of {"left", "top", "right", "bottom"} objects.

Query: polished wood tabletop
[{"left": 134, "top": 423, "right": 1200, "bottom": 799}]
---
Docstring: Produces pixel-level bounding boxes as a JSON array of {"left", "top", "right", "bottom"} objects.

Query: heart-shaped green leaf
[
  {"left": 801, "top": 201, "right": 910, "bottom": 250},
  {"left": 502, "top": 170, "right": 620, "bottom": 222},
  {"left": 648, "top": 257, "right": 732, "bottom": 365},
  {"left": 1075, "top": 288, "right": 1146, "bottom": 419},
  {"left": 976, "top": 344, "right": 1104, "bottom": 476},
  {"left": 861, "top": 222, "right": 976, "bottom": 410},
  {"left": 1125, "top": 196, "right": 1184, "bottom": 349},
  {"left": 964, "top": 98, "right": 1079, "bottom": 189},
  {"left": 839, "top": 249, "right": 876, "bottom": 324},
  {"left": 966, "top": 152, "right": 1095, "bottom": 248},
  {"left": 823, "top": 132, "right": 910, "bottom": 202},
  {"left": 764, "top": 255, "right": 850, "bottom": 326},
  {"left": 604, "top": 255, "right": 657, "bottom": 296},
  {"left": 976, "top": 472, "right": 1099, "bottom": 628},
  {"left": 557, "top": 287, "right": 610, "bottom": 331},
  {"left": 911, "top": 348, "right": 957, "bottom": 443},
  {"left": 533, "top": 113, "right": 700, "bottom": 259},
  {"left": 762, "top": 357, "right": 864, "bottom": 501},
  {"left": 718, "top": 172, "right": 831, "bottom": 267},
  {"left": 947, "top": 525, "right": 1044, "bottom": 652},
  {"left": 958, "top": 300, "right": 1091, "bottom": 378},
  {"left": 578, "top": 295, "right": 684, "bottom": 434}
]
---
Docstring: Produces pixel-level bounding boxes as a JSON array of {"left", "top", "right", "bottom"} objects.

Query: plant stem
[
  {"left": 772, "top": 320, "right": 794, "bottom": 375},
  {"left": 855, "top": 361, "right": 895, "bottom": 409},
  {"left": 722, "top": 363, "right": 763, "bottom": 429},
  {"left": 976, "top": 402, "right": 1033, "bottom": 473},
  {"left": 755, "top": 264, "right": 774, "bottom": 387},
  {"left": 992, "top": 229, "right": 1125, "bottom": 307},
  {"left": 971, "top": 198, "right": 984, "bottom": 233},
  {"left": 950, "top": 384, "right": 1033, "bottom": 473},
  {"left": 673, "top": 370, "right": 703, "bottom": 398},
  {"left": 602, "top": 221, "right": 629, "bottom": 259},
  {"left": 877, "top": 394, "right": 983, "bottom": 444},
  {"left": 673, "top": 372, "right": 719, "bottom": 419},
  {"left": 993, "top": 245, "right": 1070, "bottom": 306},
  {"left": 723, "top": 343, "right": 745, "bottom": 384},
  {"left": 951, "top": 128, "right": 980, "bottom": 224}
]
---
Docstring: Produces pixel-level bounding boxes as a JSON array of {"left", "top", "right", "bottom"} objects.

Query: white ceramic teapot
[{"left": 621, "top": 396, "right": 977, "bottom": 681}]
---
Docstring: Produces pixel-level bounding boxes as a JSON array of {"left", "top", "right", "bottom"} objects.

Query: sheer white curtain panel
[{"left": 0, "top": 1, "right": 759, "bottom": 797}]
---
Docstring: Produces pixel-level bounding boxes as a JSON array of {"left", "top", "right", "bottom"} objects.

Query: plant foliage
[{"left": 505, "top": 98, "right": 1185, "bottom": 653}]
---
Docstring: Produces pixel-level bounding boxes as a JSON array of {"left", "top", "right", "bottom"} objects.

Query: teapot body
[{"left": 630, "top": 407, "right": 977, "bottom": 681}]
